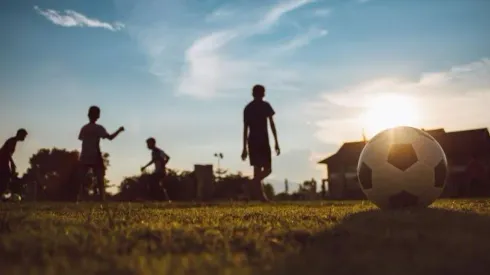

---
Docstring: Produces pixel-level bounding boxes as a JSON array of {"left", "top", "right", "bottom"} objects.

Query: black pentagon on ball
[
  {"left": 387, "top": 144, "right": 418, "bottom": 171},
  {"left": 358, "top": 162, "right": 373, "bottom": 189},
  {"left": 434, "top": 159, "right": 447, "bottom": 188},
  {"left": 388, "top": 190, "right": 419, "bottom": 209}
]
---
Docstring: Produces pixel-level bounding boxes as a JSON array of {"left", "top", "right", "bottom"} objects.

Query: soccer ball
[{"left": 357, "top": 126, "right": 448, "bottom": 209}]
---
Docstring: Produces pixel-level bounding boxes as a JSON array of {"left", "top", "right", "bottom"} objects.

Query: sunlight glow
[{"left": 361, "top": 93, "right": 420, "bottom": 138}]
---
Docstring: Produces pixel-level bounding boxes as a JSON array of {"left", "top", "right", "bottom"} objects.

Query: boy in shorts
[
  {"left": 78, "top": 106, "right": 124, "bottom": 201},
  {"left": 141, "top": 137, "right": 171, "bottom": 202},
  {"left": 0, "top": 129, "right": 28, "bottom": 196},
  {"left": 241, "top": 84, "right": 280, "bottom": 201}
]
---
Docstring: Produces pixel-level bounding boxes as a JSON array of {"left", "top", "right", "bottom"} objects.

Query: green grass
[{"left": 1, "top": 200, "right": 490, "bottom": 275}]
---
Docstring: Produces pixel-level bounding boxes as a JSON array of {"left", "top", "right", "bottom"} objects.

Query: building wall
[
  {"left": 327, "top": 172, "right": 344, "bottom": 199},
  {"left": 327, "top": 163, "right": 366, "bottom": 200},
  {"left": 326, "top": 158, "right": 490, "bottom": 200}
]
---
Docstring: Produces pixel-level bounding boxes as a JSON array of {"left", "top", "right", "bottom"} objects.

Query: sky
[{"left": 1, "top": 0, "right": 490, "bottom": 193}]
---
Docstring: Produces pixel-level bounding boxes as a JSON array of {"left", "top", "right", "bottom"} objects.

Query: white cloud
[
  {"left": 123, "top": 0, "right": 325, "bottom": 99},
  {"left": 177, "top": 31, "right": 243, "bottom": 98},
  {"left": 257, "top": 0, "right": 314, "bottom": 30},
  {"left": 34, "top": 6, "right": 124, "bottom": 31},
  {"left": 278, "top": 27, "right": 328, "bottom": 52},
  {"left": 310, "top": 58, "right": 490, "bottom": 145},
  {"left": 177, "top": 0, "right": 318, "bottom": 98}
]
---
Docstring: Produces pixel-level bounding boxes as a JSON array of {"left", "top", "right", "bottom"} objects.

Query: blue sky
[{"left": 2, "top": 0, "right": 490, "bottom": 193}]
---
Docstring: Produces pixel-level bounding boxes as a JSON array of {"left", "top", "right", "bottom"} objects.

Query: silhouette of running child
[
  {"left": 0, "top": 129, "right": 28, "bottom": 196},
  {"left": 241, "top": 84, "right": 280, "bottom": 202},
  {"left": 77, "top": 106, "right": 124, "bottom": 201},
  {"left": 141, "top": 137, "right": 171, "bottom": 202}
]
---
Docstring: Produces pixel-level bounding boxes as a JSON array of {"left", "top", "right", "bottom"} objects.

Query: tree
[
  {"left": 114, "top": 169, "right": 254, "bottom": 202},
  {"left": 22, "top": 148, "right": 79, "bottom": 201},
  {"left": 284, "top": 179, "right": 289, "bottom": 194},
  {"left": 115, "top": 168, "right": 196, "bottom": 202},
  {"left": 213, "top": 171, "right": 248, "bottom": 200},
  {"left": 301, "top": 178, "right": 317, "bottom": 193},
  {"left": 118, "top": 173, "right": 153, "bottom": 201},
  {"left": 263, "top": 183, "right": 275, "bottom": 199},
  {"left": 22, "top": 148, "right": 111, "bottom": 201}
]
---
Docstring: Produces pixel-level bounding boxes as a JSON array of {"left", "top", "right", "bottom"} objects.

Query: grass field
[{"left": 1, "top": 200, "right": 490, "bottom": 275}]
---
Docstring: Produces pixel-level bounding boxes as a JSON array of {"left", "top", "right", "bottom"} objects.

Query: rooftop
[{"left": 318, "top": 127, "right": 490, "bottom": 165}]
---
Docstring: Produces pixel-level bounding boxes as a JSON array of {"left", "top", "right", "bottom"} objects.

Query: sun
[{"left": 361, "top": 93, "right": 420, "bottom": 137}]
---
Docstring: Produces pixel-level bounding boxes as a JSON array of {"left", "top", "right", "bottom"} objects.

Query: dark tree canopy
[{"left": 22, "top": 148, "right": 110, "bottom": 201}]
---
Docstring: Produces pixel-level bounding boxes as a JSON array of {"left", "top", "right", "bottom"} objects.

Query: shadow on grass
[{"left": 268, "top": 207, "right": 490, "bottom": 275}]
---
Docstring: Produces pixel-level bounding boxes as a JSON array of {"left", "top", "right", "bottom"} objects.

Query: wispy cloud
[
  {"left": 123, "top": 0, "right": 326, "bottom": 99},
  {"left": 205, "top": 7, "right": 235, "bottom": 22},
  {"left": 177, "top": 31, "right": 242, "bottom": 98},
  {"left": 310, "top": 58, "right": 490, "bottom": 145},
  {"left": 278, "top": 27, "right": 328, "bottom": 51},
  {"left": 257, "top": 0, "right": 314, "bottom": 30},
  {"left": 313, "top": 8, "right": 332, "bottom": 17},
  {"left": 34, "top": 6, "right": 124, "bottom": 31},
  {"left": 177, "top": 0, "right": 319, "bottom": 98}
]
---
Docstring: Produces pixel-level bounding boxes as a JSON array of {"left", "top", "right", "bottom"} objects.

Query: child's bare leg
[
  {"left": 95, "top": 168, "right": 106, "bottom": 202},
  {"left": 257, "top": 165, "right": 271, "bottom": 202},
  {"left": 76, "top": 165, "right": 89, "bottom": 202},
  {"left": 251, "top": 166, "right": 264, "bottom": 200},
  {"left": 160, "top": 175, "right": 171, "bottom": 202}
]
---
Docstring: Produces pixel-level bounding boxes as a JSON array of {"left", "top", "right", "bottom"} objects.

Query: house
[{"left": 318, "top": 128, "right": 490, "bottom": 200}]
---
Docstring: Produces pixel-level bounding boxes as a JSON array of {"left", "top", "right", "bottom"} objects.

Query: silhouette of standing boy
[
  {"left": 141, "top": 137, "right": 171, "bottom": 202},
  {"left": 241, "top": 85, "right": 280, "bottom": 201},
  {"left": 77, "top": 106, "right": 124, "bottom": 201},
  {"left": 0, "top": 129, "right": 28, "bottom": 195}
]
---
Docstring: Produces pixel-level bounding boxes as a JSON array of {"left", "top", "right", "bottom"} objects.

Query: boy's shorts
[
  {"left": 248, "top": 141, "right": 272, "bottom": 168},
  {"left": 79, "top": 155, "right": 106, "bottom": 176}
]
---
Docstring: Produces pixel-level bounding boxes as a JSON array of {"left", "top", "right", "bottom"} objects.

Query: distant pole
[
  {"left": 362, "top": 128, "right": 367, "bottom": 143},
  {"left": 214, "top": 153, "right": 224, "bottom": 180}
]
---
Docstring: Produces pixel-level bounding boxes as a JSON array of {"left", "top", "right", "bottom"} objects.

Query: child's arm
[
  {"left": 241, "top": 110, "right": 249, "bottom": 160},
  {"left": 269, "top": 116, "right": 279, "bottom": 149},
  {"left": 101, "top": 126, "right": 124, "bottom": 141},
  {"left": 267, "top": 103, "right": 280, "bottom": 155},
  {"left": 78, "top": 127, "right": 84, "bottom": 141},
  {"left": 141, "top": 159, "right": 154, "bottom": 171},
  {"left": 163, "top": 151, "right": 170, "bottom": 166}
]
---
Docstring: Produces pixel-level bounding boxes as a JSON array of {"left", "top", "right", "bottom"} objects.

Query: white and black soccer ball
[{"left": 357, "top": 126, "right": 448, "bottom": 209}]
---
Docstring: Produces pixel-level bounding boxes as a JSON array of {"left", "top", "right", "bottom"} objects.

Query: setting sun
[{"left": 361, "top": 93, "right": 420, "bottom": 137}]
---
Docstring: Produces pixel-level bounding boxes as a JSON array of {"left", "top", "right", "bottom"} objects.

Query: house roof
[
  {"left": 318, "top": 141, "right": 366, "bottom": 165},
  {"left": 435, "top": 128, "right": 490, "bottom": 158},
  {"left": 423, "top": 128, "right": 446, "bottom": 137},
  {"left": 318, "top": 127, "right": 490, "bottom": 165}
]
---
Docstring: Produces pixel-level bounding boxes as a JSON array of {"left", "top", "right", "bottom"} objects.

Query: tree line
[{"left": 10, "top": 148, "right": 326, "bottom": 202}]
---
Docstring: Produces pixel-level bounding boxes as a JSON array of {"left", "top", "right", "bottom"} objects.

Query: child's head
[
  {"left": 88, "top": 106, "right": 101, "bottom": 122},
  {"left": 252, "top": 84, "right": 265, "bottom": 100},
  {"left": 146, "top": 137, "right": 156, "bottom": 149},
  {"left": 16, "top": 128, "right": 28, "bottom": 141}
]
